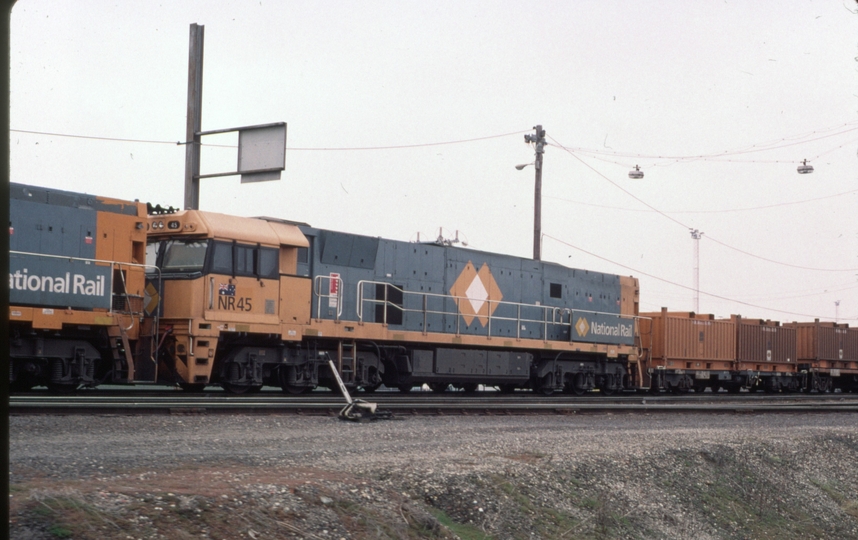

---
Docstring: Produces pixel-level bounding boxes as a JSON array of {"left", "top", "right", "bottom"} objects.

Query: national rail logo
[
  {"left": 449, "top": 261, "right": 503, "bottom": 327},
  {"left": 575, "top": 317, "right": 591, "bottom": 338}
]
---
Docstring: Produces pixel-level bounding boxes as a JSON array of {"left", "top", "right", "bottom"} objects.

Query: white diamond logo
[{"left": 465, "top": 276, "right": 488, "bottom": 314}]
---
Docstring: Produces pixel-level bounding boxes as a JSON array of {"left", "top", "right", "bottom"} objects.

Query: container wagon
[
  {"left": 640, "top": 309, "right": 803, "bottom": 392},
  {"left": 787, "top": 320, "right": 858, "bottom": 392}
]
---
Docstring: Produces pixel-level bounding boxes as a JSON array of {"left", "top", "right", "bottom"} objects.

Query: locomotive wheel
[
  {"left": 538, "top": 374, "right": 555, "bottom": 395},
  {"left": 563, "top": 373, "right": 587, "bottom": 396},
  {"left": 397, "top": 384, "right": 413, "bottom": 393},
  {"left": 281, "top": 384, "right": 308, "bottom": 395},
  {"left": 498, "top": 384, "right": 517, "bottom": 394},
  {"left": 222, "top": 383, "right": 261, "bottom": 395},
  {"left": 429, "top": 383, "right": 449, "bottom": 393},
  {"left": 598, "top": 375, "right": 616, "bottom": 396},
  {"left": 9, "top": 379, "right": 36, "bottom": 392},
  {"left": 361, "top": 383, "right": 381, "bottom": 394},
  {"left": 179, "top": 383, "right": 206, "bottom": 393},
  {"left": 46, "top": 383, "right": 79, "bottom": 393},
  {"left": 461, "top": 383, "right": 478, "bottom": 394}
]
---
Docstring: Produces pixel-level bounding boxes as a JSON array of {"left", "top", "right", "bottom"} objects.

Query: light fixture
[
  {"left": 797, "top": 159, "right": 813, "bottom": 174},
  {"left": 629, "top": 165, "right": 644, "bottom": 179},
  {"left": 515, "top": 162, "right": 533, "bottom": 171}
]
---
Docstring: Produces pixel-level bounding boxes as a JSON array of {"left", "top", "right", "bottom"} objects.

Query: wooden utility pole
[
  {"left": 524, "top": 125, "right": 546, "bottom": 260},
  {"left": 184, "top": 23, "right": 204, "bottom": 210}
]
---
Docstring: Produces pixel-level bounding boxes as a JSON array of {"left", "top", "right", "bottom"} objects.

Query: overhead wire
[
  {"left": 548, "top": 135, "right": 858, "bottom": 273},
  {"left": 11, "top": 128, "right": 529, "bottom": 151},
  {"left": 561, "top": 121, "right": 858, "bottom": 166},
  {"left": 544, "top": 234, "right": 854, "bottom": 321},
  {"left": 545, "top": 188, "right": 858, "bottom": 214}
]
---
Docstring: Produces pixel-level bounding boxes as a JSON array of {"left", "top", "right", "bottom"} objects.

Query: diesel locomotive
[
  {"left": 9, "top": 183, "right": 153, "bottom": 391},
  {"left": 8, "top": 182, "right": 857, "bottom": 394},
  {"left": 144, "top": 208, "right": 640, "bottom": 395}
]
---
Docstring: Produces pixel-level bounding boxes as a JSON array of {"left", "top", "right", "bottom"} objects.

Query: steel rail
[{"left": 10, "top": 393, "right": 858, "bottom": 415}]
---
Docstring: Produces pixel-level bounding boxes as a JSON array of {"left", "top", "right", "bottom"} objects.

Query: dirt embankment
[{"left": 9, "top": 413, "right": 858, "bottom": 539}]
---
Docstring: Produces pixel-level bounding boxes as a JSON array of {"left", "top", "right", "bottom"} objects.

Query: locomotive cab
[{"left": 145, "top": 210, "right": 311, "bottom": 393}]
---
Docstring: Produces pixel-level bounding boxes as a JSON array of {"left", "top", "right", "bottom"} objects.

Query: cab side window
[{"left": 208, "top": 241, "right": 279, "bottom": 279}]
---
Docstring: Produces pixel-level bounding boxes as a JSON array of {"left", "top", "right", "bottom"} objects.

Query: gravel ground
[{"left": 9, "top": 412, "right": 858, "bottom": 539}]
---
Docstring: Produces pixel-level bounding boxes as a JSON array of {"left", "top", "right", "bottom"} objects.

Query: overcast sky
[{"left": 10, "top": 1, "right": 858, "bottom": 323}]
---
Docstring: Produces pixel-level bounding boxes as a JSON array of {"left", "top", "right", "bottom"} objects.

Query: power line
[
  {"left": 545, "top": 188, "right": 858, "bottom": 214},
  {"left": 549, "top": 135, "right": 858, "bottom": 273},
  {"left": 544, "top": 233, "right": 853, "bottom": 321},
  {"left": 11, "top": 128, "right": 528, "bottom": 150},
  {"left": 559, "top": 121, "right": 858, "bottom": 166}
]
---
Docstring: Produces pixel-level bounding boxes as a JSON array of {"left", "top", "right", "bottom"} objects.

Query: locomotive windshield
[
  {"left": 147, "top": 238, "right": 209, "bottom": 275},
  {"left": 162, "top": 240, "right": 208, "bottom": 271},
  {"left": 146, "top": 238, "right": 279, "bottom": 279}
]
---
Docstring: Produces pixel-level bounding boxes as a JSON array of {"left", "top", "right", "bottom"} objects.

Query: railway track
[{"left": 10, "top": 388, "right": 858, "bottom": 416}]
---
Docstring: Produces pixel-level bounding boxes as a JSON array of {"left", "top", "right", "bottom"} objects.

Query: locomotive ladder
[
  {"left": 112, "top": 327, "right": 136, "bottom": 382},
  {"left": 337, "top": 340, "right": 357, "bottom": 385}
]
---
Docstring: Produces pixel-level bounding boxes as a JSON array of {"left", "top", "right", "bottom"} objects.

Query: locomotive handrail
[
  {"left": 10, "top": 250, "right": 159, "bottom": 321},
  {"left": 354, "top": 279, "right": 639, "bottom": 342},
  {"left": 313, "top": 274, "right": 344, "bottom": 320}
]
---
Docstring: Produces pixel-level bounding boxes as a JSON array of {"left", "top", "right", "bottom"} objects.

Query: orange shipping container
[
  {"left": 787, "top": 321, "right": 857, "bottom": 372},
  {"left": 641, "top": 308, "right": 735, "bottom": 371},
  {"left": 732, "top": 316, "right": 797, "bottom": 374}
]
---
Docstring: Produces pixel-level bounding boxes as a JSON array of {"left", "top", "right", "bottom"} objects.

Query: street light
[{"left": 515, "top": 162, "right": 534, "bottom": 171}]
